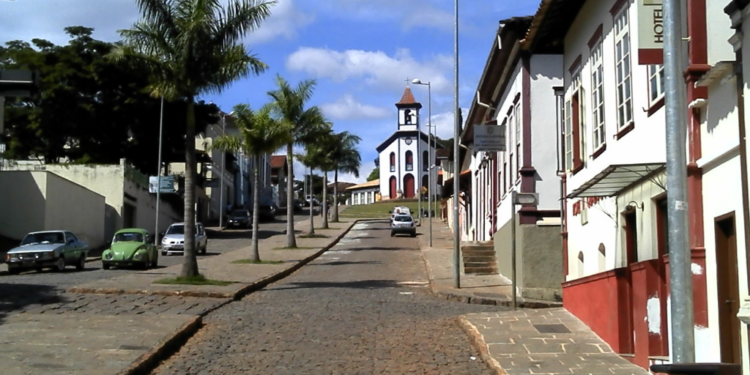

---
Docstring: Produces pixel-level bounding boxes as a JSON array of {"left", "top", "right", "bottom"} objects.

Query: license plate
[{"left": 170, "top": 245, "right": 183, "bottom": 249}]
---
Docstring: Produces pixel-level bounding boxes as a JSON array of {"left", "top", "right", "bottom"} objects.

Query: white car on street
[{"left": 160, "top": 222, "right": 208, "bottom": 256}]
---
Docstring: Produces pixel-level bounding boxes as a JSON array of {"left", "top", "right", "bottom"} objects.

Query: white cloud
[
  {"left": 430, "top": 108, "right": 468, "bottom": 140},
  {"left": 245, "top": 0, "right": 314, "bottom": 44},
  {"left": 286, "top": 47, "right": 452, "bottom": 93},
  {"left": 321, "top": 94, "right": 390, "bottom": 121},
  {"left": 0, "top": 0, "right": 309, "bottom": 46}
]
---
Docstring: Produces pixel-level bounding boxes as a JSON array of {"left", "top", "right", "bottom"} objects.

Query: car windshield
[
  {"left": 21, "top": 232, "right": 65, "bottom": 246},
  {"left": 394, "top": 215, "right": 413, "bottom": 222},
  {"left": 231, "top": 210, "right": 249, "bottom": 216},
  {"left": 166, "top": 225, "right": 185, "bottom": 235},
  {"left": 113, "top": 232, "right": 144, "bottom": 243}
]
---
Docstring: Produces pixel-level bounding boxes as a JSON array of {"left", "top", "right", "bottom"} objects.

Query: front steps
[{"left": 461, "top": 243, "right": 498, "bottom": 275}]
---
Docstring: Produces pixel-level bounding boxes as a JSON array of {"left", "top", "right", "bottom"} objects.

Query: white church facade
[{"left": 376, "top": 86, "right": 440, "bottom": 201}]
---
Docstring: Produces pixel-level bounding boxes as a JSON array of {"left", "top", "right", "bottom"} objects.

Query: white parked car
[{"left": 160, "top": 222, "right": 208, "bottom": 256}]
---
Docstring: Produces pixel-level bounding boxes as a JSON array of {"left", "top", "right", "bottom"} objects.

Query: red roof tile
[
  {"left": 270, "top": 155, "right": 286, "bottom": 169},
  {"left": 397, "top": 86, "right": 417, "bottom": 104}
]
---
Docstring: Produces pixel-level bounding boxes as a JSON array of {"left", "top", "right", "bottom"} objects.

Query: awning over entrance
[{"left": 566, "top": 163, "right": 665, "bottom": 199}]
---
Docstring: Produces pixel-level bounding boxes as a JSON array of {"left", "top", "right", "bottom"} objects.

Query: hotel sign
[
  {"left": 637, "top": 0, "right": 664, "bottom": 65},
  {"left": 473, "top": 124, "right": 506, "bottom": 152}
]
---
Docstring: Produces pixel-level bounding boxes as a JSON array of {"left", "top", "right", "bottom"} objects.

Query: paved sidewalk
[
  {"left": 1, "top": 218, "right": 360, "bottom": 375},
  {"left": 417, "top": 217, "right": 649, "bottom": 375}
]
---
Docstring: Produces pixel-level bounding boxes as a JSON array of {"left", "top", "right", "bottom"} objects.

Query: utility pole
[
  {"left": 663, "top": 0, "right": 695, "bottom": 363},
  {"left": 452, "top": 0, "right": 461, "bottom": 289},
  {"left": 219, "top": 113, "right": 226, "bottom": 229}
]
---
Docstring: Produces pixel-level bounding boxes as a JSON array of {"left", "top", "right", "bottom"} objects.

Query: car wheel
[
  {"left": 200, "top": 246, "right": 207, "bottom": 255},
  {"left": 411, "top": 232, "right": 417, "bottom": 237},
  {"left": 54, "top": 257, "right": 66, "bottom": 272},
  {"left": 151, "top": 257, "right": 158, "bottom": 268},
  {"left": 390, "top": 232, "right": 395, "bottom": 237},
  {"left": 102, "top": 263, "right": 111, "bottom": 270},
  {"left": 162, "top": 251, "right": 167, "bottom": 256},
  {"left": 8, "top": 266, "right": 21, "bottom": 275},
  {"left": 75, "top": 255, "right": 85, "bottom": 270}
]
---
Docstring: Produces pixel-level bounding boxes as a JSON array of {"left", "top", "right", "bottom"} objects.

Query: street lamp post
[
  {"left": 452, "top": 0, "right": 461, "bottom": 288},
  {"left": 219, "top": 113, "right": 227, "bottom": 229},
  {"left": 412, "top": 78, "right": 432, "bottom": 247}
]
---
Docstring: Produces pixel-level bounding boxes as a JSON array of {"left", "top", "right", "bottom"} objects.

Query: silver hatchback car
[
  {"left": 161, "top": 222, "right": 208, "bottom": 255},
  {"left": 391, "top": 214, "right": 416, "bottom": 237}
]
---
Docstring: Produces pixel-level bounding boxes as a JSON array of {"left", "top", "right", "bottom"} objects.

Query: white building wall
[
  {"left": 530, "top": 54, "right": 564, "bottom": 211},
  {"left": 700, "top": 74, "right": 747, "bottom": 367},
  {"left": 378, "top": 133, "right": 438, "bottom": 200},
  {"left": 563, "top": 0, "right": 670, "bottom": 281}
]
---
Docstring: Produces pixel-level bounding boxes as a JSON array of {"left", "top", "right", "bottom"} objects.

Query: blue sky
[{"left": 0, "top": 0, "right": 541, "bottom": 183}]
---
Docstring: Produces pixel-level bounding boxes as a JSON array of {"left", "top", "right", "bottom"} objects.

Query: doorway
[{"left": 715, "top": 213, "right": 740, "bottom": 363}]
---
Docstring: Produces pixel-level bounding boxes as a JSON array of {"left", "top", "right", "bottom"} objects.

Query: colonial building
[
  {"left": 460, "top": 15, "right": 564, "bottom": 301},
  {"left": 345, "top": 179, "right": 380, "bottom": 205},
  {"left": 376, "top": 87, "right": 440, "bottom": 201},
  {"left": 516, "top": 0, "right": 735, "bottom": 370}
]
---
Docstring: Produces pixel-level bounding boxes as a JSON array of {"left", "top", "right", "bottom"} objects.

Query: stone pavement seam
[
  {"left": 458, "top": 315, "right": 508, "bottom": 375},
  {"left": 117, "top": 315, "right": 203, "bottom": 375},
  {"left": 114, "top": 219, "right": 363, "bottom": 375}
]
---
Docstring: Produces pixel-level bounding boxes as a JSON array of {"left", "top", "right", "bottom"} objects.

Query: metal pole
[
  {"left": 154, "top": 96, "right": 165, "bottom": 247},
  {"left": 240, "top": 151, "right": 244, "bottom": 207},
  {"left": 452, "top": 0, "right": 461, "bottom": 289},
  {"left": 417, "top": 94, "right": 422, "bottom": 226},
  {"left": 663, "top": 0, "right": 695, "bottom": 363},
  {"left": 428, "top": 82, "right": 433, "bottom": 247},
  {"left": 219, "top": 114, "right": 226, "bottom": 229},
  {"left": 511, "top": 191, "right": 517, "bottom": 310}
]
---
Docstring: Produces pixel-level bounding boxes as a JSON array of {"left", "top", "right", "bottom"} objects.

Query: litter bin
[{"left": 650, "top": 363, "right": 742, "bottom": 375}]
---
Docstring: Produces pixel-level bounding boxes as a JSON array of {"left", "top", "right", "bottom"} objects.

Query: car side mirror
[{"left": 67, "top": 239, "right": 74, "bottom": 245}]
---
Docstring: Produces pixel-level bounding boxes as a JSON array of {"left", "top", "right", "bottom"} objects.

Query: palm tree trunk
[
  {"left": 285, "top": 143, "right": 297, "bottom": 247},
  {"left": 332, "top": 169, "right": 339, "bottom": 222},
  {"left": 322, "top": 171, "right": 329, "bottom": 228},
  {"left": 181, "top": 98, "right": 199, "bottom": 278},
  {"left": 250, "top": 154, "right": 261, "bottom": 262},
  {"left": 308, "top": 166, "right": 315, "bottom": 235}
]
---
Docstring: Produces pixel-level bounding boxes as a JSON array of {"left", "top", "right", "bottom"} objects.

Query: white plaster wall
[
  {"left": 698, "top": 77, "right": 746, "bottom": 366},
  {"left": 566, "top": 196, "right": 618, "bottom": 279},
  {"left": 615, "top": 175, "right": 666, "bottom": 266},
  {"left": 0, "top": 171, "right": 47, "bottom": 240},
  {"left": 530, "top": 54, "right": 564, "bottom": 211},
  {"left": 44, "top": 172, "right": 106, "bottom": 248},
  {"left": 706, "top": 0, "right": 736, "bottom": 65}
]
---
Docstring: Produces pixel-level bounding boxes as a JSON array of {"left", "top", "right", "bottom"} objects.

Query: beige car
[{"left": 389, "top": 206, "right": 411, "bottom": 224}]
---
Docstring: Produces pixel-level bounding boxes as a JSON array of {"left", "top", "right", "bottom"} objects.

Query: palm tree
[
  {"left": 111, "top": 0, "right": 275, "bottom": 277},
  {"left": 295, "top": 151, "right": 322, "bottom": 236},
  {"left": 210, "top": 103, "right": 290, "bottom": 261},
  {"left": 268, "top": 75, "right": 326, "bottom": 248},
  {"left": 328, "top": 131, "right": 362, "bottom": 222}
]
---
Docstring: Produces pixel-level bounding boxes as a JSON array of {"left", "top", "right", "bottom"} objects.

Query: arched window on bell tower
[{"left": 389, "top": 152, "right": 396, "bottom": 172}]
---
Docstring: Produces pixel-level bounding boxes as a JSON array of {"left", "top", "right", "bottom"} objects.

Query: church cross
[{"left": 405, "top": 77, "right": 410, "bottom": 86}]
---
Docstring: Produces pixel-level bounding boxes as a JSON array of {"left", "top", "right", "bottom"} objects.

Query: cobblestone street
[{"left": 152, "top": 221, "right": 504, "bottom": 375}]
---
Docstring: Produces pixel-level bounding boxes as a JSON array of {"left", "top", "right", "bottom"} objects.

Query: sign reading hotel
[
  {"left": 473, "top": 124, "right": 506, "bottom": 152},
  {"left": 637, "top": 0, "right": 664, "bottom": 65}
]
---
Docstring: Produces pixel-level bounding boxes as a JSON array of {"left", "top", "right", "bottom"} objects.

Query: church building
[{"left": 376, "top": 85, "right": 440, "bottom": 201}]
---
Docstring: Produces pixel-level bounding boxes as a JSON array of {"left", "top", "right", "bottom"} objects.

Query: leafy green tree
[
  {"left": 0, "top": 27, "right": 218, "bottom": 174},
  {"left": 210, "top": 104, "right": 290, "bottom": 261},
  {"left": 366, "top": 167, "right": 379, "bottom": 182},
  {"left": 268, "top": 75, "right": 326, "bottom": 247},
  {"left": 111, "top": 0, "right": 275, "bottom": 277},
  {"left": 328, "top": 131, "right": 361, "bottom": 222}
]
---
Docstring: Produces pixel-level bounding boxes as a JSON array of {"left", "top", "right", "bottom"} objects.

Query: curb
[
  {"left": 458, "top": 316, "right": 507, "bottom": 375},
  {"left": 111, "top": 220, "right": 361, "bottom": 375},
  {"left": 117, "top": 315, "right": 204, "bottom": 375},
  {"left": 66, "top": 221, "right": 360, "bottom": 299}
]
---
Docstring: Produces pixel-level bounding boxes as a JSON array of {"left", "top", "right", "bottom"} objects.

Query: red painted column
[{"left": 685, "top": 0, "right": 709, "bottom": 330}]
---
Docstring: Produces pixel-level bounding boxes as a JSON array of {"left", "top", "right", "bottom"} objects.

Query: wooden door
[
  {"left": 403, "top": 174, "right": 414, "bottom": 199},
  {"left": 715, "top": 213, "right": 740, "bottom": 363}
]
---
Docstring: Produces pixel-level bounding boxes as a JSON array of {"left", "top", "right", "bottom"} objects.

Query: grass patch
[
  {"left": 299, "top": 233, "right": 328, "bottom": 238},
  {"left": 231, "top": 259, "right": 284, "bottom": 265},
  {"left": 273, "top": 246, "right": 315, "bottom": 250},
  {"left": 339, "top": 199, "right": 439, "bottom": 219},
  {"left": 154, "top": 274, "right": 234, "bottom": 286}
]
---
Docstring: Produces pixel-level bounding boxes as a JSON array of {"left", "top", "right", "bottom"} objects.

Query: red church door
[
  {"left": 403, "top": 174, "right": 414, "bottom": 198},
  {"left": 389, "top": 177, "right": 397, "bottom": 199}
]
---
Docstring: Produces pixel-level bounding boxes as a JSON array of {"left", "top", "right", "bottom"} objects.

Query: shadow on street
[
  {"left": 0, "top": 283, "right": 65, "bottom": 326},
  {"left": 272, "top": 279, "right": 401, "bottom": 291},
  {"left": 309, "top": 260, "right": 383, "bottom": 266}
]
